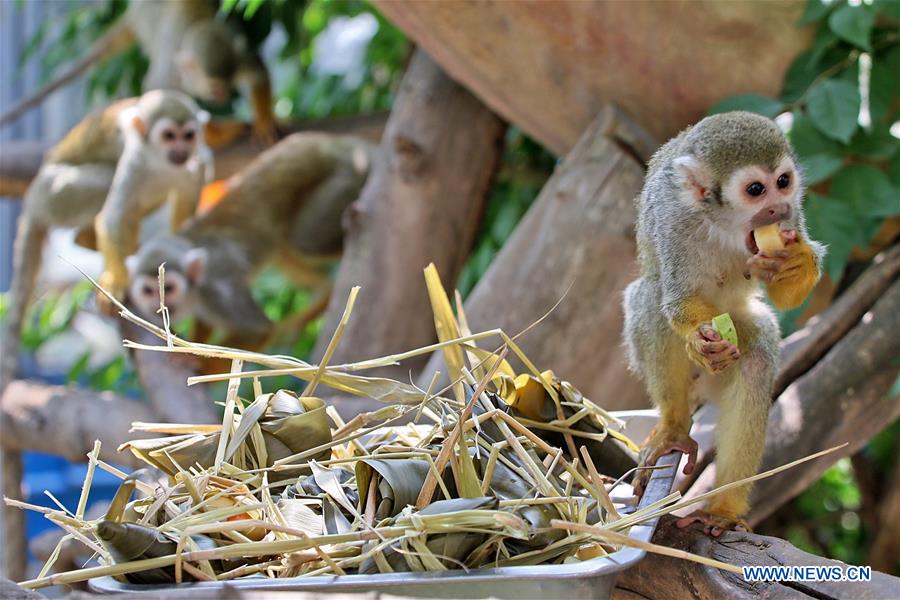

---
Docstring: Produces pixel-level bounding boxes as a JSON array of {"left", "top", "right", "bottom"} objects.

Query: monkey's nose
[{"left": 750, "top": 202, "right": 791, "bottom": 228}]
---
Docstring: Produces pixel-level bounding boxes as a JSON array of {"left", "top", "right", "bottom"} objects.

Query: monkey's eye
[
  {"left": 183, "top": 130, "right": 195, "bottom": 141},
  {"left": 162, "top": 130, "right": 176, "bottom": 142},
  {"left": 142, "top": 284, "right": 154, "bottom": 295},
  {"left": 777, "top": 173, "right": 790, "bottom": 189},
  {"left": 163, "top": 283, "right": 175, "bottom": 293},
  {"left": 746, "top": 182, "right": 765, "bottom": 197}
]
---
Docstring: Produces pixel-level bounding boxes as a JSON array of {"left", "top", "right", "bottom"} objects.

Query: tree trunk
[
  {"left": 614, "top": 516, "right": 900, "bottom": 599},
  {"left": 419, "top": 105, "right": 656, "bottom": 411},
  {"left": 313, "top": 50, "right": 505, "bottom": 382}
]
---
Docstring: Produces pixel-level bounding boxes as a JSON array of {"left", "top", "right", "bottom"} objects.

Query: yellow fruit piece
[
  {"left": 754, "top": 223, "right": 784, "bottom": 253},
  {"left": 712, "top": 313, "right": 739, "bottom": 347}
]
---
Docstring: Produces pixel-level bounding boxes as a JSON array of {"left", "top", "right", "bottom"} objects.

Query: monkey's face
[
  {"left": 149, "top": 118, "right": 200, "bottom": 167},
  {"left": 127, "top": 247, "right": 207, "bottom": 323},
  {"left": 129, "top": 271, "right": 191, "bottom": 321},
  {"left": 721, "top": 156, "right": 802, "bottom": 254}
]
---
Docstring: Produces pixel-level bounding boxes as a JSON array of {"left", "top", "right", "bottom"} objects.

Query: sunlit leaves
[
  {"left": 827, "top": 4, "right": 875, "bottom": 50},
  {"left": 789, "top": 114, "right": 845, "bottom": 184},
  {"left": 829, "top": 164, "right": 900, "bottom": 219},
  {"left": 803, "top": 192, "right": 859, "bottom": 281},
  {"left": 806, "top": 80, "right": 860, "bottom": 143}
]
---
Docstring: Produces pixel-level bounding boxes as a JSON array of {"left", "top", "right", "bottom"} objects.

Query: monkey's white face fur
[
  {"left": 146, "top": 117, "right": 201, "bottom": 167},
  {"left": 126, "top": 248, "right": 207, "bottom": 322},
  {"left": 675, "top": 154, "right": 802, "bottom": 255}
]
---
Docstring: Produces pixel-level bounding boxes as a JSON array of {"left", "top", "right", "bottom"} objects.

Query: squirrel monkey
[
  {"left": 127, "top": 133, "right": 374, "bottom": 350},
  {"left": 623, "top": 112, "right": 824, "bottom": 535},
  {"left": 0, "top": 90, "right": 211, "bottom": 388},
  {"left": 0, "top": 0, "right": 276, "bottom": 143}
]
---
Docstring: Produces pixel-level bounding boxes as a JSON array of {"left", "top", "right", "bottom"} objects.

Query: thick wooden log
[
  {"left": 419, "top": 105, "right": 655, "bottom": 410},
  {"left": 313, "top": 50, "right": 505, "bottom": 381},
  {"left": 374, "top": 1, "right": 810, "bottom": 154},
  {"left": 0, "top": 381, "right": 152, "bottom": 467},
  {"left": 615, "top": 516, "right": 900, "bottom": 600}
]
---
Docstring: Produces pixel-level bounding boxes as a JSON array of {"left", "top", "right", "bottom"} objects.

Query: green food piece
[{"left": 712, "top": 313, "right": 739, "bottom": 347}]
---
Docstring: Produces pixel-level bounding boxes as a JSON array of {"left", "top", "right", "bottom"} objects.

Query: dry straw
[{"left": 7, "top": 263, "right": 845, "bottom": 590}]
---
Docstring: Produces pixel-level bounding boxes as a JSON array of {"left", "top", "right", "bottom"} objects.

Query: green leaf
[
  {"left": 828, "top": 4, "right": 875, "bottom": 50},
  {"left": 869, "top": 45, "right": 900, "bottom": 124},
  {"left": 847, "top": 126, "right": 899, "bottom": 160},
  {"left": 874, "top": 0, "right": 900, "bottom": 20},
  {"left": 798, "top": 0, "right": 835, "bottom": 25},
  {"left": 804, "top": 192, "right": 858, "bottom": 281},
  {"left": 829, "top": 164, "right": 899, "bottom": 218},
  {"left": 707, "top": 94, "right": 784, "bottom": 118},
  {"left": 781, "top": 46, "right": 849, "bottom": 103},
  {"left": 889, "top": 151, "right": 900, "bottom": 187},
  {"left": 789, "top": 113, "right": 844, "bottom": 184},
  {"left": 806, "top": 80, "right": 860, "bottom": 143}
]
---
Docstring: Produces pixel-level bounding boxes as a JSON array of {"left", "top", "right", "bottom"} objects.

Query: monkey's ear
[
  {"left": 131, "top": 115, "right": 148, "bottom": 138},
  {"left": 673, "top": 155, "right": 712, "bottom": 202},
  {"left": 184, "top": 248, "right": 207, "bottom": 284}
]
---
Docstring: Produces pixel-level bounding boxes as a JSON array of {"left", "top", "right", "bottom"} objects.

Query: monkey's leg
[
  {"left": 169, "top": 178, "right": 203, "bottom": 230},
  {"left": 632, "top": 338, "right": 698, "bottom": 496},
  {"left": 624, "top": 279, "right": 698, "bottom": 496},
  {"left": 677, "top": 308, "right": 778, "bottom": 536}
]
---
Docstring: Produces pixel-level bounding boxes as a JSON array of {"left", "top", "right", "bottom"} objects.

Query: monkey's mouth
[{"left": 746, "top": 230, "right": 759, "bottom": 255}]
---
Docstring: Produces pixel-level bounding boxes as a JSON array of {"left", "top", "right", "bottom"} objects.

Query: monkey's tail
[
  {"left": 0, "top": 215, "right": 47, "bottom": 391},
  {"left": 0, "top": 19, "right": 135, "bottom": 130}
]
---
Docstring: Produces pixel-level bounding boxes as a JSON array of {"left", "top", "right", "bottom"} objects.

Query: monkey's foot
[
  {"left": 686, "top": 323, "right": 740, "bottom": 374},
  {"left": 632, "top": 429, "right": 698, "bottom": 497},
  {"left": 676, "top": 509, "right": 750, "bottom": 537}
]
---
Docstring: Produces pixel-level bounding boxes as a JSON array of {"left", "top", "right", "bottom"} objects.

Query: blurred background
[{"left": 0, "top": 0, "right": 897, "bottom": 586}]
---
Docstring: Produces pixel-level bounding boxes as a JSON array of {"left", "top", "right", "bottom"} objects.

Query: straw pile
[{"left": 9, "top": 264, "right": 840, "bottom": 590}]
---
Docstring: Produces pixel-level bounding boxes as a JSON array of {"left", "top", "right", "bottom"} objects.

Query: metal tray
[{"left": 89, "top": 410, "right": 678, "bottom": 599}]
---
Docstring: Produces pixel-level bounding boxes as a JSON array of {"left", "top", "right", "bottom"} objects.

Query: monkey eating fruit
[
  {"left": 622, "top": 111, "right": 824, "bottom": 536},
  {"left": 0, "top": 90, "right": 211, "bottom": 389}
]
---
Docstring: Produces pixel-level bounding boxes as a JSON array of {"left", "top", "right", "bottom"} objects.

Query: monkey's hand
[
  {"left": 676, "top": 509, "right": 750, "bottom": 537},
  {"left": 632, "top": 427, "right": 698, "bottom": 497},
  {"left": 96, "top": 270, "right": 127, "bottom": 316},
  {"left": 755, "top": 230, "right": 820, "bottom": 310},
  {"left": 685, "top": 323, "right": 740, "bottom": 374}
]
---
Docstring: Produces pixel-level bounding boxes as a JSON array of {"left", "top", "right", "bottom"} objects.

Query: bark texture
[
  {"left": 419, "top": 105, "right": 656, "bottom": 410},
  {"left": 313, "top": 49, "right": 505, "bottom": 378},
  {"left": 374, "top": 0, "right": 810, "bottom": 154},
  {"left": 615, "top": 516, "right": 899, "bottom": 600}
]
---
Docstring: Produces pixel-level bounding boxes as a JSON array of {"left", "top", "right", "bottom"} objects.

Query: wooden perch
[
  {"left": 0, "top": 113, "right": 387, "bottom": 198},
  {"left": 419, "top": 105, "right": 655, "bottom": 410},
  {"left": 615, "top": 516, "right": 899, "bottom": 600},
  {"left": 775, "top": 244, "right": 900, "bottom": 397},
  {"left": 0, "top": 381, "right": 151, "bottom": 466},
  {"left": 313, "top": 49, "right": 505, "bottom": 379}
]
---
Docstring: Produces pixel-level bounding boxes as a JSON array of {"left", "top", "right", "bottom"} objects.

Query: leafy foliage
[
  {"left": 709, "top": 0, "right": 900, "bottom": 318},
  {"left": 457, "top": 130, "right": 557, "bottom": 298}
]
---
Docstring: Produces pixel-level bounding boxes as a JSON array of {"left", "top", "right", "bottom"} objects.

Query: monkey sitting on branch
[
  {"left": 623, "top": 112, "right": 824, "bottom": 535},
  {"left": 0, "top": 90, "right": 212, "bottom": 388},
  {"left": 127, "top": 132, "right": 375, "bottom": 351},
  {"left": 0, "top": 0, "right": 276, "bottom": 143}
]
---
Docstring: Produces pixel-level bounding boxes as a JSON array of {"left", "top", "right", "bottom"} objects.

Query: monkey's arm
[
  {"left": 95, "top": 154, "right": 147, "bottom": 300},
  {"left": 237, "top": 53, "right": 276, "bottom": 143},
  {"left": 664, "top": 295, "right": 721, "bottom": 339},
  {"left": 766, "top": 236, "right": 823, "bottom": 310}
]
